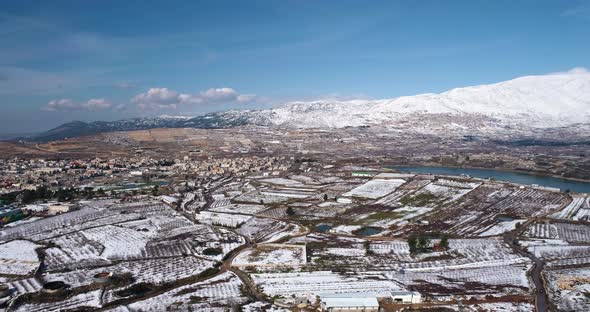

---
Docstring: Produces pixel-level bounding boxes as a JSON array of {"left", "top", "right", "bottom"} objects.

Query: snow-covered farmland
[
  {"left": 238, "top": 217, "right": 305, "bottom": 243},
  {"left": 123, "top": 272, "right": 247, "bottom": 311},
  {"left": 43, "top": 256, "right": 216, "bottom": 288},
  {"left": 0, "top": 240, "right": 41, "bottom": 276},
  {"left": 478, "top": 219, "right": 526, "bottom": 236},
  {"left": 208, "top": 203, "right": 267, "bottom": 215},
  {"left": 551, "top": 195, "right": 587, "bottom": 220},
  {"left": 343, "top": 179, "right": 406, "bottom": 199},
  {"left": 259, "top": 178, "right": 305, "bottom": 187},
  {"left": 82, "top": 225, "right": 153, "bottom": 260},
  {"left": 233, "top": 244, "right": 306, "bottom": 268},
  {"left": 528, "top": 221, "right": 590, "bottom": 243},
  {"left": 251, "top": 271, "right": 404, "bottom": 298},
  {"left": 14, "top": 289, "right": 102, "bottom": 312},
  {"left": 195, "top": 211, "right": 252, "bottom": 227}
]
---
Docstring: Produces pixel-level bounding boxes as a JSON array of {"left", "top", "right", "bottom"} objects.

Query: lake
[{"left": 392, "top": 166, "right": 590, "bottom": 194}]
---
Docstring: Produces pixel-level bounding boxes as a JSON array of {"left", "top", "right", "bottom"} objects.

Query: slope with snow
[
  {"left": 30, "top": 68, "right": 590, "bottom": 141},
  {"left": 261, "top": 69, "right": 590, "bottom": 128}
]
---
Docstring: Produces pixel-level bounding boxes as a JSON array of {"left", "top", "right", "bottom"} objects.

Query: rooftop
[{"left": 322, "top": 297, "right": 379, "bottom": 308}]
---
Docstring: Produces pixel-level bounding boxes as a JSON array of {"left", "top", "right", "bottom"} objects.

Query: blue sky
[{"left": 1, "top": 0, "right": 589, "bottom": 133}]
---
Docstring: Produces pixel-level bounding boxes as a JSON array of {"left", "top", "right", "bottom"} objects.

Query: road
[
  {"left": 530, "top": 257, "right": 548, "bottom": 312},
  {"left": 504, "top": 219, "right": 547, "bottom": 312}
]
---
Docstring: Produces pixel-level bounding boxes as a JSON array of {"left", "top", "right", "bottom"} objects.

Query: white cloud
[
  {"left": 42, "top": 98, "right": 112, "bottom": 112},
  {"left": 549, "top": 67, "right": 589, "bottom": 75},
  {"left": 85, "top": 98, "right": 112, "bottom": 110},
  {"left": 132, "top": 87, "right": 260, "bottom": 111}
]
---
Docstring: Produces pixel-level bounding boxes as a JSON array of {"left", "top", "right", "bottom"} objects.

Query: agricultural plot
[
  {"left": 374, "top": 172, "right": 415, "bottom": 179},
  {"left": 238, "top": 217, "right": 304, "bottom": 243},
  {"left": 43, "top": 256, "right": 216, "bottom": 288},
  {"left": 343, "top": 178, "right": 406, "bottom": 199},
  {"left": 207, "top": 203, "right": 267, "bottom": 215},
  {"left": 233, "top": 190, "right": 290, "bottom": 204},
  {"left": 209, "top": 194, "right": 231, "bottom": 209},
  {"left": 82, "top": 225, "right": 153, "bottom": 260},
  {"left": 6, "top": 277, "right": 43, "bottom": 296},
  {"left": 366, "top": 206, "right": 433, "bottom": 228},
  {"left": 389, "top": 183, "right": 569, "bottom": 237},
  {"left": 309, "top": 238, "right": 528, "bottom": 273},
  {"left": 487, "top": 188, "right": 567, "bottom": 217},
  {"left": 398, "top": 178, "right": 431, "bottom": 190},
  {"left": 255, "top": 177, "right": 322, "bottom": 200},
  {"left": 0, "top": 207, "right": 107, "bottom": 242},
  {"left": 527, "top": 221, "right": 590, "bottom": 243},
  {"left": 551, "top": 195, "right": 587, "bottom": 220},
  {"left": 299, "top": 201, "right": 351, "bottom": 218},
  {"left": 121, "top": 272, "right": 247, "bottom": 311},
  {"left": 401, "top": 179, "right": 479, "bottom": 207},
  {"left": 545, "top": 268, "right": 590, "bottom": 311},
  {"left": 477, "top": 219, "right": 526, "bottom": 237},
  {"left": 233, "top": 244, "right": 306, "bottom": 268},
  {"left": 0, "top": 240, "right": 41, "bottom": 276},
  {"left": 13, "top": 289, "right": 102, "bottom": 312},
  {"left": 1, "top": 202, "right": 174, "bottom": 243},
  {"left": 382, "top": 263, "right": 531, "bottom": 296},
  {"left": 251, "top": 271, "right": 404, "bottom": 299},
  {"left": 259, "top": 178, "right": 306, "bottom": 187},
  {"left": 195, "top": 211, "right": 252, "bottom": 227},
  {"left": 373, "top": 189, "right": 415, "bottom": 208},
  {"left": 43, "top": 232, "right": 106, "bottom": 271}
]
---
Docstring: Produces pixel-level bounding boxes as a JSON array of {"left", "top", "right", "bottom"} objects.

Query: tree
[
  {"left": 364, "top": 240, "right": 373, "bottom": 255},
  {"left": 439, "top": 235, "right": 449, "bottom": 250},
  {"left": 56, "top": 188, "right": 67, "bottom": 202},
  {"left": 84, "top": 187, "right": 94, "bottom": 199},
  {"left": 323, "top": 194, "right": 328, "bottom": 201},
  {"left": 418, "top": 236, "right": 430, "bottom": 251},
  {"left": 286, "top": 207, "right": 295, "bottom": 216},
  {"left": 407, "top": 236, "right": 418, "bottom": 253}
]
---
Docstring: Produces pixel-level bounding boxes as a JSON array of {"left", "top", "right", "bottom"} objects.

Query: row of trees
[
  {"left": 1, "top": 184, "right": 164, "bottom": 206},
  {"left": 407, "top": 234, "right": 449, "bottom": 253}
]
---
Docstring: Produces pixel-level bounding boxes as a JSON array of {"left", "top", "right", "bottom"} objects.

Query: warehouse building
[{"left": 320, "top": 296, "right": 380, "bottom": 312}]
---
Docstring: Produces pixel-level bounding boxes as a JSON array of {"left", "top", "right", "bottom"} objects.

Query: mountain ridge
[{"left": 20, "top": 69, "right": 590, "bottom": 142}]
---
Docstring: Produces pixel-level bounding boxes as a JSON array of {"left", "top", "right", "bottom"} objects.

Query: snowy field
[
  {"left": 43, "top": 256, "right": 216, "bottom": 288},
  {"left": 551, "top": 194, "right": 588, "bottom": 220},
  {"left": 82, "top": 225, "right": 153, "bottom": 259},
  {"left": 0, "top": 240, "right": 41, "bottom": 275},
  {"left": 528, "top": 221, "right": 590, "bottom": 243},
  {"left": 121, "top": 272, "right": 247, "bottom": 311},
  {"left": 238, "top": 217, "right": 305, "bottom": 243},
  {"left": 343, "top": 179, "right": 406, "bottom": 199},
  {"left": 477, "top": 219, "right": 526, "bottom": 236},
  {"left": 14, "top": 289, "right": 102, "bottom": 312},
  {"left": 251, "top": 271, "right": 404, "bottom": 299},
  {"left": 208, "top": 203, "right": 267, "bottom": 215},
  {"left": 233, "top": 244, "right": 306, "bottom": 268},
  {"left": 195, "top": 211, "right": 252, "bottom": 227}
]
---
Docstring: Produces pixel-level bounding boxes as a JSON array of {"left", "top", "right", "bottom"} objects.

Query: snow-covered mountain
[
  {"left": 26, "top": 69, "right": 590, "bottom": 141},
  {"left": 260, "top": 68, "right": 590, "bottom": 128}
]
